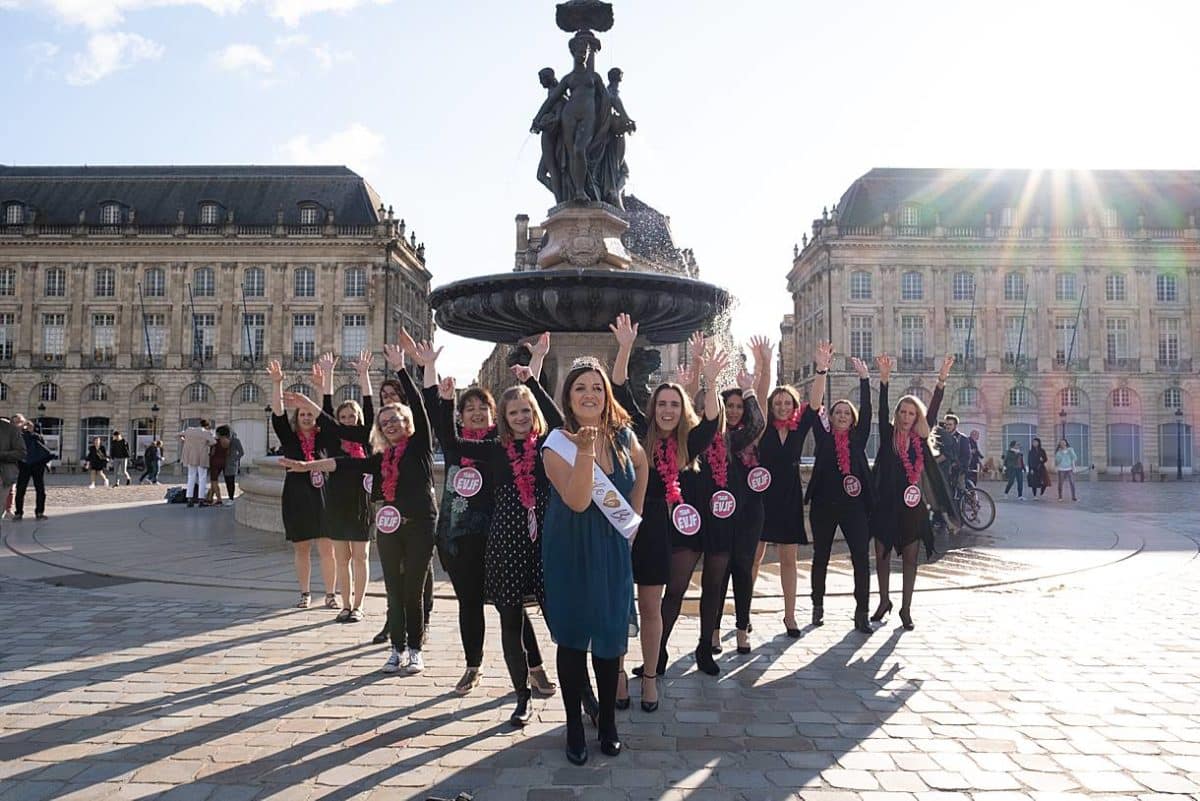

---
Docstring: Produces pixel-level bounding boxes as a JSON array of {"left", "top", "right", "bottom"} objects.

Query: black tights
[
  {"left": 661, "top": 548, "right": 731, "bottom": 652},
  {"left": 495, "top": 604, "right": 546, "bottom": 693},
  {"left": 557, "top": 646, "right": 618, "bottom": 748}
]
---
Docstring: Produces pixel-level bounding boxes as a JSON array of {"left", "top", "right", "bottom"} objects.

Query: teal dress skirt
[{"left": 541, "top": 427, "right": 636, "bottom": 660}]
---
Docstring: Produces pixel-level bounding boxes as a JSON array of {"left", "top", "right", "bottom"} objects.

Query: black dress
[
  {"left": 272, "top": 413, "right": 341, "bottom": 543},
  {"left": 759, "top": 409, "right": 813, "bottom": 545},
  {"left": 868, "top": 381, "right": 943, "bottom": 554},
  {"left": 614, "top": 381, "right": 719, "bottom": 584},
  {"left": 316, "top": 394, "right": 375, "bottom": 542}
]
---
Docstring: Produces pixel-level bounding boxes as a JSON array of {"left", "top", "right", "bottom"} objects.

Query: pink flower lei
[
  {"left": 894, "top": 430, "right": 924, "bottom": 485},
  {"left": 505, "top": 436, "right": 539, "bottom": 513},
  {"left": 379, "top": 438, "right": 409, "bottom": 502},
  {"left": 298, "top": 426, "right": 320, "bottom": 461},
  {"left": 833, "top": 429, "right": 852, "bottom": 476},
  {"left": 655, "top": 437, "right": 683, "bottom": 506},
  {"left": 340, "top": 439, "right": 366, "bottom": 460},
  {"left": 772, "top": 403, "right": 807, "bottom": 432},
  {"left": 459, "top": 425, "right": 492, "bottom": 469},
  {"left": 704, "top": 434, "right": 729, "bottom": 488}
]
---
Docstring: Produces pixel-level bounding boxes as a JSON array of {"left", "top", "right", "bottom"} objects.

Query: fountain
[{"left": 429, "top": 0, "right": 732, "bottom": 379}]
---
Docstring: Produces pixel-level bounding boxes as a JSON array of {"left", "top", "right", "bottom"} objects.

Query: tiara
[{"left": 570, "top": 356, "right": 604, "bottom": 371}]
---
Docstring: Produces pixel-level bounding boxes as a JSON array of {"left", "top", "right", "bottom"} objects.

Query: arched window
[
  {"left": 294, "top": 267, "right": 315, "bottom": 297},
  {"left": 38, "top": 382, "right": 59, "bottom": 402},
  {"left": 199, "top": 203, "right": 221, "bottom": 225},
  {"left": 336, "top": 384, "right": 363, "bottom": 403},
  {"left": 286, "top": 382, "right": 313, "bottom": 399},
  {"left": 955, "top": 387, "right": 979, "bottom": 408},
  {"left": 901, "top": 271, "right": 924, "bottom": 301},
  {"left": 243, "top": 266, "right": 265, "bottom": 297},
  {"left": 1003, "top": 271, "right": 1026, "bottom": 301},
  {"left": 134, "top": 383, "right": 160, "bottom": 404},
  {"left": 185, "top": 382, "right": 212, "bottom": 404},
  {"left": 100, "top": 203, "right": 123, "bottom": 225},
  {"left": 1008, "top": 386, "right": 1035, "bottom": 408},
  {"left": 1111, "top": 387, "right": 1133, "bottom": 408},
  {"left": 193, "top": 266, "right": 215, "bottom": 297},
  {"left": 83, "top": 383, "right": 109, "bottom": 402},
  {"left": 144, "top": 267, "right": 166, "bottom": 297},
  {"left": 849, "top": 271, "right": 871, "bottom": 300},
  {"left": 1002, "top": 423, "right": 1038, "bottom": 455},
  {"left": 1060, "top": 387, "right": 1081, "bottom": 408},
  {"left": 236, "top": 383, "right": 262, "bottom": 405},
  {"left": 952, "top": 271, "right": 975, "bottom": 301},
  {"left": 1164, "top": 387, "right": 1183, "bottom": 410},
  {"left": 94, "top": 267, "right": 115, "bottom": 297},
  {"left": 1107, "top": 423, "right": 1141, "bottom": 467}
]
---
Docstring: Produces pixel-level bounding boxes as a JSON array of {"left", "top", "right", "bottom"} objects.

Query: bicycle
[{"left": 954, "top": 477, "right": 995, "bottom": 531}]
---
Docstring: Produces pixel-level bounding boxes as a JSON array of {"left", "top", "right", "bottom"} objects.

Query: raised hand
[
  {"left": 688, "top": 331, "right": 707, "bottom": 362},
  {"left": 438, "top": 376, "right": 456, "bottom": 401},
  {"left": 319, "top": 351, "right": 338, "bottom": 374},
  {"left": 283, "top": 392, "right": 321, "bottom": 414},
  {"left": 563, "top": 426, "right": 599, "bottom": 450},
  {"left": 736, "top": 368, "right": 754, "bottom": 391},
  {"left": 938, "top": 354, "right": 956, "bottom": 383},
  {"left": 397, "top": 327, "right": 418, "bottom": 359},
  {"left": 674, "top": 363, "right": 695, "bottom": 388},
  {"left": 814, "top": 340, "right": 834, "bottom": 373},
  {"left": 310, "top": 362, "right": 326, "bottom": 389},
  {"left": 609, "top": 313, "right": 638, "bottom": 349},
  {"left": 383, "top": 343, "right": 405, "bottom": 371},
  {"left": 876, "top": 354, "right": 894, "bottom": 383},
  {"left": 531, "top": 331, "right": 551, "bottom": 358},
  {"left": 850, "top": 356, "right": 869, "bottom": 379},
  {"left": 702, "top": 347, "right": 730, "bottom": 385},
  {"left": 267, "top": 359, "right": 285, "bottom": 383},
  {"left": 413, "top": 340, "right": 443, "bottom": 369},
  {"left": 511, "top": 364, "right": 534, "bottom": 383},
  {"left": 351, "top": 350, "right": 373, "bottom": 376}
]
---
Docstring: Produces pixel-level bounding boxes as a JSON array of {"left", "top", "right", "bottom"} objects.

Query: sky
[{"left": 4, "top": 0, "right": 1200, "bottom": 381}]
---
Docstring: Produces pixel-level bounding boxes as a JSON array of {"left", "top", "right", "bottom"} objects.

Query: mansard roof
[{"left": 0, "top": 165, "right": 383, "bottom": 225}]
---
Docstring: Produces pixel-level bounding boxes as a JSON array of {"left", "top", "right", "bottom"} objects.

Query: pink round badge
[
  {"left": 309, "top": 471, "right": 325, "bottom": 489},
  {"left": 747, "top": 466, "right": 771, "bottom": 493},
  {"left": 843, "top": 475, "right": 862, "bottom": 497},
  {"left": 672, "top": 503, "right": 702, "bottom": 536},
  {"left": 375, "top": 505, "right": 403, "bottom": 534},
  {"left": 710, "top": 490, "right": 736, "bottom": 519},
  {"left": 903, "top": 484, "right": 922, "bottom": 508},
  {"left": 451, "top": 466, "right": 484, "bottom": 498}
]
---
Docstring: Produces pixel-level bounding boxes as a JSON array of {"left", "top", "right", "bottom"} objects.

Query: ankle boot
[
  {"left": 694, "top": 643, "right": 719, "bottom": 676},
  {"left": 509, "top": 689, "right": 533, "bottom": 727}
]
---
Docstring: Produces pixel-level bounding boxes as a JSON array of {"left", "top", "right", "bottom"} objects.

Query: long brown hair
[
  {"left": 645, "top": 382, "right": 701, "bottom": 467},
  {"left": 495, "top": 384, "right": 547, "bottom": 444},
  {"left": 559, "top": 363, "right": 632, "bottom": 467}
]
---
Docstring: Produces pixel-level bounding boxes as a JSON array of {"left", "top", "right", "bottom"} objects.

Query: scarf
[{"left": 379, "top": 438, "right": 410, "bottom": 502}]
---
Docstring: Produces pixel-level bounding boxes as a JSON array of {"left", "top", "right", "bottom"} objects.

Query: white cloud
[
  {"left": 213, "top": 43, "right": 273, "bottom": 73},
  {"left": 0, "top": 0, "right": 22, "bottom": 9},
  {"left": 26, "top": 41, "right": 60, "bottom": 59},
  {"left": 264, "top": 0, "right": 390, "bottom": 28},
  {"left": 66, "top": 30, "right": 163, "bottom": 85},
  {"left": 278, "top": 123, "right": 384, "bottom": 172},
  {"left": 36, "top": 0, "right": 245, "bottom": 30},
  {"left": 274, "top": 33, "right": 309, "bottom": 49},
  {"left": 311, "top": 44, "right": 352, "bottom": 70}
]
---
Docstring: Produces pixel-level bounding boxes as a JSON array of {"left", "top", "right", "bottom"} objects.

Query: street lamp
[
  {"left": 264, "top": 405, "right": 274, "bottom": 454},
  {"left": 1176, "top": 406, "right": 1184, "bottom": 480},
  {"left": 150, "top": 403, "right": 160, "bottom": 440},
  {"left": 1059, "top": 408, "right": 1066, "bottom": 444}
]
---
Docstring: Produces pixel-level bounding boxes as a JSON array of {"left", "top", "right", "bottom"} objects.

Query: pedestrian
[
  {"left": 1055, "top": 439, "right": 1078, "bottom": 501},
  {"left": 1003, "top": 440, "right": 1026, "bottom": 498},
  {"left": 179, "top": 420, "right": 216, "bottom": 507},
  {"left": 224, "top": 429, "right": 244, "bottom": 500},
  {"left": 109, "top": 431, "right": 132, "bottom": 486},
  {"left": 0, "top": 417, "right": 28, "bottom": 525},
  {"left": 805, "top": 344, "right": 874, "bottom": 634},
  {"left": 11, "top": 415, "right": 50, "bottom": 521},
  {"left": 85, "top": 437, "right": 110, "bottom": 488},
  {"left": 966, "top": 430, "right": 983, "bottom": 486},
  {"left": 1027, "top": 438, "right": 1049, "bottom": 497},
  {"left": 542, "top": 357, "right": 648, "bottom": 765},
  {"left": 139, "top": 440, "right": 162, "bottom": 484},
  {"left": 206, "top": 428, "right": 230, "bottom": 506},
  {"left": 267, "top": 360, "right": 339, "bottom": 610}
]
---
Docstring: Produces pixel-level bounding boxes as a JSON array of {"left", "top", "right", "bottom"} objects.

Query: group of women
[{"left": 271, "top": 316, "right": 959, "bottom": 766}]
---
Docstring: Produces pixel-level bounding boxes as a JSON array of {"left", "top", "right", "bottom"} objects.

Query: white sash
[{"left": 543, "top": 429, "right": 642, "bottom": 540}]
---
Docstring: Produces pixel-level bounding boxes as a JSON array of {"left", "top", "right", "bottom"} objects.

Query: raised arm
[
  {"left": 698, "top": 346, "right": 728, "bottom": 422},
  {"left": 609, "top": 313, "right": 637, "bottom": 386},
  {"left": 267, "top": 359, "right": 285, "bottom": 417},
  {"left": 528, "top": 332, "right": 550, "bottom": 382},
  {"left": 351, "top": 350, "right": 374, "bottom": 407},
  {"left": 513, "top": 365, "right": 564, "bottom": 431},
  {"left": 729, "top": 369, "right": 765, "bottom": 453},
  {"left": 852, "top": 357, "right": 872, "bottom": 440},
  {"left": 750, "top": 336, "right": 773, "bottom": 419},
  {"left": 396, "top": 365, "right": 431, "bottom": 454},
  {"left": 926, "top": 354, "right": 953, "bottom": 424},
  {"left": 808, "top": 341, "right": 833, "bottom": 410},
  {"left": 433, "top": 377, "right": 499, "bottom": 459},
  {"left": 412, "top": 339, "right": 443, "bottom": 391},
  {"left": 876, "top": 354, "right": 893, "bottom": 438}
]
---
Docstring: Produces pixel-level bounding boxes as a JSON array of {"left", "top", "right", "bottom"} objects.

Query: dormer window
[
  {"left": 1102, "top": 207, "right": 1120, "bottom": 228},
  {"left": 4, "top": 203, "right": 25, "bottom": 225},
  {"left": 1000, "top": 207, "right": 1016, "bottom": 227},
  {"left": 899, "top": 204, "right": 921, "bottom": 227},
  {"left": 199, "top": 203, "right": 221, "bottom": 225},
  {"left": 100, "top": 202, "right": 123, "bottom": 225},
  {"left": 298, "top": 205, "right": 321, "bottom": 225}
]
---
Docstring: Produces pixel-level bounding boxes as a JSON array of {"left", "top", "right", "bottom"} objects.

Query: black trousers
[
  {"left": 809, "top": 501, "right": 871, "bottom": 615},
  {"left": 438, "top": 535, "right": 487, "bottom": 666},
  {"left": 15, "top": 463, "right": 47, "bottom": 517},
  {"left": 225, "top": 474, "right": 236, "bottom": 497},
  {"left": 376, "top": 518, "right": 436, "bottom": 651},
  {"left": 496, "top": 604, "right": 546, "bottom": 692}
]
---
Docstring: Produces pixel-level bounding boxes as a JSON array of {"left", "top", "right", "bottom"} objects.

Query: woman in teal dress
[{"left": 542, "top": 359, "right": 648, "bottom": 766}]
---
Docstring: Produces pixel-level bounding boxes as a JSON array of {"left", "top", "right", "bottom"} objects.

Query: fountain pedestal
[{"left": 536, "top": 203, "right": 631, "bottom": 270}]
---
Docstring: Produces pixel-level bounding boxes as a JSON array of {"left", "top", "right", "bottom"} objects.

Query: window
[
  {"left": 292, "top": 313, "right": 316, "bottom": 362},
  {"left": 94, "top": 267, "right": 115, "bottom": 297},
  {"left": 243, "top": 267, "right": 265, "bottom": 297},
  {"left": 951, "top": 315, "right": 977, "bottom": 361},
  {"left": 342, "top": 313, "right": 368, "bottom": 357},
  {"left": 1008, "top": 386, "right": 1035, "bottom": 408},
  {"left": 4, "top": 204, "right": 24, "bottom": 225},
  {"left": 42, "top": 313, "right": 66, "bottom": 356},
  {"left": 92, "top": 313, "right": 116, "bottom": 362},
  {"left": 1000, "top": 207, "right": 1016, "bottom": 227},
  {"left": 186, "top": 383, "right": 212, "bottom": 404},
  {"left": 1002, "top": 423, "right": 1038, "bottom": 458},
  {"left": 1105, "top": 318, "right": 1130, "bottom": 361},
  {"left": 144, "top": 312, "right": 167, "bottom": 357},
  {"left": 287, "top": 382, "right": 313, "bottom": 399},
  {"left": 1105, "top": 273, "right": 1127, "bottom": 302},
  {"left": 955, "top": 387, "right": 979, "bottom": 408},
  {"left": 1055, "top": 317, "right": 1078, "bottom": 365},
  {"left": 100, "top": 203, "right": 122, "bottom": 225},
  {"left": 1158, "top": 318, "right": 1180, "bottom": 365},
  {"left": 0, "top": 268, "right": 13, "bottom": 296},
  {"left": 1156, "top": 274, "right": 1179, "bottom": 302},
  {"left": 85, "top": 383, "right": 109, "bottom": 402},
  {"left": 143, "top": 267, "right": 165, "bottom": 297},
  {"left": 39, "top": 382, "right": 59, "bottom": 402},
  {"left": 1102, "top": 207, "right": 1120, "bottom": 228},
  {"left": 900, "top": 315, "right": 925, "bottom": 364},
  {"left": 193, "top": 266, "right": 215, "bottom": 297},
  {"left": 241, "top": 312, "right": 265, "bottom": 360},
  {"left": 1062, "top": 422, "right": 1090, "bottom": 469},
  {"left": 1003, "top": 316, "right": 1027, "bottom": 364},
  {"left": 1160, "top": 422, "right": 1193, "bottom": 470},
  {"left": 899, "top": 205, "right": 921, "bottom": 227},
  {"left": 1060, "top": 387, "right": 1081, "bottom": 408},
  {"left": 0, "top": 312, "right": 14, "bottom": 360},
  {"left": 952, "top": 271, "right": 975, "bottom": 301},
  {"left": 1003, "top": 271, "right": 1026, "bottom": 301},
  {"left": 44, "top": 267, "right": 66, "bottom": 297},
  {"left": 1106, "top": 423, "right": 1141, "bottom": 468},
  {"left": 0, "top": 382, "right": 6, "bottom": 401},
  {"left": 136, "top": 384, "right": 160, "bottom": 404},
  {"left": 294, "top": 267, "right": 315, "bottom": 297},
  {"left": 191, "top": 313, "right": 216, "bottom": 362},
  {"left": 344, "top": 267, "right": 366, "bottom": 298},
  {"left": 238, "top": 383, "right": 262, "bottom": 404},
  {"left": 901, "top": 271, "right": 923, "bottom": 301},
  {"left": 1111, "top": 387, "right": 1133, "bottom": 408},
  {"left": 299, "top": 206, "right": 320, "bottom": 225},
  {"left": 849, "top": 315, "right": 873, "bottom": 361},
  {"left": 1055, "top": 272, "right": 1078, "bottom": 301},
  {"left": 199, "top": 203, "right": 220, "bottom": 225},
  {"left": 849, "top": 271, "right": 872, "bottom": 300},
  {"left": 1164, "top": 387, "right": 1183, "bottom": 410},
  {"left": 337, "top": 384, "right": 363, "bottom": 403}
]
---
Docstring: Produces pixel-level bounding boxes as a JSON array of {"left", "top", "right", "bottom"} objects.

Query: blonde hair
[
  {"left": 335, "top": 399, "right": 363, "bottom": 425},
  {"left": 644, "top": 382, "right": 701, "bottom": 468},
  {"left": 369, "top": 402, "right": 413, "bottom": 454},
  {"left": 495, "top": 385, "right": 547, "bottom": 444},
  {"left": 892, "top": 395, "right": 938, "bottom": 456}
]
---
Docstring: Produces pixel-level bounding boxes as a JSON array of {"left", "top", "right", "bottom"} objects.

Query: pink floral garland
[
  {"left": 895, "top": 431, "right": 924, "bottom": 485},
  {"left": 341, "top": 439, "right": 366, "bottom": 459},
  {"left": 379, "top": 439, "right": 409, "bottom": 502},
  {"left": 655, "top": 437, "right": 683, "bottom": 506},
  {"left": 705, "top": 434, "right": 729, "bottom": 488},
  {"left": 772, "top": 403, "right": 807, "bottom": 432},
  {"left": 459, "top": 425, "right": 492, "bottom": 469},
  {"left": 505, "top": 437, "right": 538, "bottom": 513},
  {"left": 833, "top": 429, "right": 852, "bottom": 476},
  {"left": 298, "top": 426, "right": 320, "bottom": 461}
]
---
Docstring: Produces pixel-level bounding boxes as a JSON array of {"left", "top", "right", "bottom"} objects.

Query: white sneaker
[
  {"left": 381, "top": 647, "right": 408, "bottom": 674},
  {"left": 405, "top": 649, "right": 424, "bottom": 674}
]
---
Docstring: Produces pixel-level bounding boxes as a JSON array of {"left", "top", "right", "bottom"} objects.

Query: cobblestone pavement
[{"left": 0, "top": 483, "right": 1198, "bottom": 800}]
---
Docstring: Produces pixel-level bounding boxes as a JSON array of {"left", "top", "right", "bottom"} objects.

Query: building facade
[
  {"left": 786, "top": 168, "right": 1197, "bottom": 475},
  {"left": 0, "top": 165, "right": 432, "bottom": 466}
]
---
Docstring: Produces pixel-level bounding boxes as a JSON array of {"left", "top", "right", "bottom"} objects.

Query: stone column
[{"left": 218, "top": 262, "right": 237, "bottom": 369}]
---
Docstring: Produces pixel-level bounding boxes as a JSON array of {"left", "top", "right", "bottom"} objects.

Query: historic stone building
[
  {"left": 0, "top": 165, "right": 432, "bottom": 466},
  {"left": 786, "top": 168, "right": 1197, "bottom": 476}
]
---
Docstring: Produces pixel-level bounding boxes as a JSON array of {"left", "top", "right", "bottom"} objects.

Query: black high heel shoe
[
  {"left": 898, "top": 607, "right": 914, "bottom": 631},
  {"left": 632, "top": 648, "right": 668, "bottom": 679},
  {"left": 736, "top": 628, "right": 751, "bottom": 655},
  {"left": 615, "top": 671, "right": 630, "bottom": 710},
  {"left": 783, "top": 617, "right": 801, "bottom": 638},
  {"left": 565, "top": 720, "right": 588, "bottom": 765},
  {"left": 854, "top": 612, "right": 873, "bottom": 634},
  {"left": 694, "top": 643, "right": 720, "bottom": 676},
  {"left": 870, "top": 600, "right": 893, "bottom": 623},
  {"left": 812, "top": 606, "right": 824, "bottom": 627},
  {"left": 598, "top": 725, "right": 622, "bottom": 757},
  {"left": 639, "top": 674, "right": 659, "bottom": 713}
]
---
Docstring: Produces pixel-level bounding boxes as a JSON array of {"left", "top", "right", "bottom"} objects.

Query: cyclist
[{"left": 931, "top": 414, "right": 971, "bottom": 535}]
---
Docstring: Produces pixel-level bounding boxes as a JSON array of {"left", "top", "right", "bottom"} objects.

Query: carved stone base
[{"left": 536, "top": 203, "right": 631, "bottom": 270}]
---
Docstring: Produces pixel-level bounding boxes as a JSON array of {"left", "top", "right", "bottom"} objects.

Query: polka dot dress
[{"left": 484, "top": 482, "right": 547, "bottom": 607}]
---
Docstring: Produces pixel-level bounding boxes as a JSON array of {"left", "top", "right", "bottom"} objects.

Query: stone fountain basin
[{"left": 429, "top": 268, "right": 731, "bottom": 344}]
